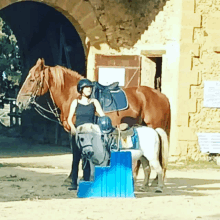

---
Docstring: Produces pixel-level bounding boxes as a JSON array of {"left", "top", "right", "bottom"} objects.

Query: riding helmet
[
  {"left": 77, "top": 79, "right": 94, "bottom": 94},
  {"left": 97, "top": 116, "right": 115, "bottom": 134}
]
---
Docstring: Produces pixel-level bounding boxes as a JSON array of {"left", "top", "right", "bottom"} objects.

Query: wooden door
[{"left": 95, "top": 55, "right": 141, "bottom": 88}]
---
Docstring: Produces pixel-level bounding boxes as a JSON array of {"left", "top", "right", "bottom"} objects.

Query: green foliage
[{"left": 0, "top": 17, "right": 22, "bottom": 84}]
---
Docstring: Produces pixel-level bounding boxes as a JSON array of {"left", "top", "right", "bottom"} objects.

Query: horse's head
[
  {"left": 76, "top": 124, "right": 108, "bottom": 164},
  {"left": 16, "top": 58, "right": 49, "bottom": 111}
]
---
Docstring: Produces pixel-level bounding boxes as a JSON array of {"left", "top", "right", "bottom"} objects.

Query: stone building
[{"left": 0, "top": 0, "right": 219, "bottom": 158}]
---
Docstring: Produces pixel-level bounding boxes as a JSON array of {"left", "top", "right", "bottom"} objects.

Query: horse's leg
[
  {"left": 139, "top": 156, "right": 151, "bottom": 191},
  {"left": 150, "top": 159, "right": 163, "bottom": 193}
]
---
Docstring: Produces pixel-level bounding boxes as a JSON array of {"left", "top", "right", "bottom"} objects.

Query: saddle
[
  {"left": 95, "top": 82, "right": 119, "bottom": 91},
  {"left": 112, "top": 123, "right": 139, "bottom": 149},
  {"left": 112, "top": 123, "right": 134, "bottom": 139},
  {"left": 91, "top": 81, "right": 128, "bottom": 113}
]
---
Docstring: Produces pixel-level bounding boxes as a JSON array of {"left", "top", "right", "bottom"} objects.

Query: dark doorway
[
  {"left": 154, "top": 57, "right": 162, "bottom": 92},
  {"left": 0, "top": 2, "right": 86, "bottom": 145}
]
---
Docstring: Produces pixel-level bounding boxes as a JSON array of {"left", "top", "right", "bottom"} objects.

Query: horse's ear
[
  {"left": 36, "top": 58, "right": 42, "bottom": 65},
  {"left": 41, "top": 58, "right": 45, "bottom": 68}
]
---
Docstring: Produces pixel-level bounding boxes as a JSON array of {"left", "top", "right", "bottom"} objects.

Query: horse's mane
[{"left": 47, "top": 65, "right": 84, "bottom": 90}]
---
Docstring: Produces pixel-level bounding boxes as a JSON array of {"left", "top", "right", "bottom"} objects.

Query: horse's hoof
[{"left": 155, "top": 187, "right": 163, "bottom": 193}]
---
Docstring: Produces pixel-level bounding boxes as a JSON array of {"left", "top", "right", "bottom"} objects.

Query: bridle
[
  {"left": 77, "top": 131, "right": 109, "bottom": 167},
  {"left": 27, "top": 67, "right": 62, "bottom": 125}
]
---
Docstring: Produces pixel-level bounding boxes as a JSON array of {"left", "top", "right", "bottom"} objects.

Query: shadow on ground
[
  {"left": 135, "top": 176, "right": 220, "bottom": 198},
  {"left": 0, "top": 135, "right": 71, "bottom": 158}
]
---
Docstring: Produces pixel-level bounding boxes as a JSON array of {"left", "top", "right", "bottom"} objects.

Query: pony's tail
[{"left": 155, "top": 128, "right": 169, "bottom": 179}]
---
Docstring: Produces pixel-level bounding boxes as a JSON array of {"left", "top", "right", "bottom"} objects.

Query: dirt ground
[{"left": 0, "top": 135, "right": 220, "bottom": 220}]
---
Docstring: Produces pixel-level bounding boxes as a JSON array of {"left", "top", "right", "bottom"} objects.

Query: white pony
[
  {"left": 76, "top": 123, "right": 169, "bottom": 193},
  {"left": 75, "top": 123, "right": 110, "bottom": 182}
]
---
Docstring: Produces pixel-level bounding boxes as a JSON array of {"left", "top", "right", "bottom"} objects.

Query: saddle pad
[
  {"left": 119, "top": 128, "right": 139, "bottom": 150},
  {"left": 103, "top": 89, "right": 128, "bottom": 113}
]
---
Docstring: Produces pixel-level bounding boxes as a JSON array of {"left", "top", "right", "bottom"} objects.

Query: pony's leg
[
  {"left": 140, "top": 156, "right": 151, "bottom": 191},
  {"left": 133, "top": 160, "right": 141, "bottom": 182},
  {"left": 150, "top": 159, "right": 163, "bottom": 193}
]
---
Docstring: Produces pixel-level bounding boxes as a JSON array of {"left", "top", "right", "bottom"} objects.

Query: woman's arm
[
  {"left": 67, "top": 99, "right": 77, "bottom": 135},
  {"left": 93, "top": 99, "right": 105, "bottom": 117}
]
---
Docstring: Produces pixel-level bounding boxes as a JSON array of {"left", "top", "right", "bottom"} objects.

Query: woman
[{"left": 67, "top": 79, "right": 105, "bottom": 190}]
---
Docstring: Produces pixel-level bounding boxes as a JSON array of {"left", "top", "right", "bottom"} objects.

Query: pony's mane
[{"left": 47, "top": 65, "right": 83, "bottom": 90}]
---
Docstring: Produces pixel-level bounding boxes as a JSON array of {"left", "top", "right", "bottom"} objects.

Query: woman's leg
[{"left": 69, "top": 140, "right": 81, "bottom": 190}]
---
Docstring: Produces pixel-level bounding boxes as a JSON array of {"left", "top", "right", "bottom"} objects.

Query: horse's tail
[{"left": 155, "top": 128, "right": 169, "bottom": 179}]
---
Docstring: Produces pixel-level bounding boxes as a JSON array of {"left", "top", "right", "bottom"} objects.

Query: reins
[{"left": 30, "top": 68, "right": 62, "bottom": 125}]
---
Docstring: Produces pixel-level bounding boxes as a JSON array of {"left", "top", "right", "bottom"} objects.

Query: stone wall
[{"left": 184, "top": 0, "right": 220, "bottom": 159}]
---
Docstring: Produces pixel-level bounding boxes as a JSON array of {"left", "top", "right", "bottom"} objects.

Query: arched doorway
[{"left": 0, "top": 2, "right": 86, "bottom": 144}]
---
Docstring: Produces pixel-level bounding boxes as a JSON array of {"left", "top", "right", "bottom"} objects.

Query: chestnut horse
[{"left": 16, "top": 58, "right": 171, "bottom": 183}]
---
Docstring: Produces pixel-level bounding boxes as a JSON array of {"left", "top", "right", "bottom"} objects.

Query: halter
[
  {"left": 28, "top": 68, "right": 62, "bottom": 125},
  {"left": 77, "top": 132, "right": 109, "bottom": 168}
]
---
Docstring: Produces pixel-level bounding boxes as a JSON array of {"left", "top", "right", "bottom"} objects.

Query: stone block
[
  {"left": 181, "top": 27, "right": 194, "bottom": 43},
  {"left": 210, "top": 33, "right": 220, "bottom": 46},
  {"left": 182, "top": 0, "right": 195, "bottom": 12},
  {"left": 206, "top": 16, "right": 220, "bottom": 30},
  {"left": 177, "top": 113, "right": 189, "bottom": 127},
  {"left": 178, "top": 96, "right": 197, "bottom": 114},
  {"left": 178, "top": 141, "right": 188, "bottom": 156},
  {"left": 179, "top": 55, "right": 192, "bottom": 71},
  {"left": 213, "top": 46, "right": 220, "bottom": 53},
  {"left": 0, "top": 0, "right": 10, "bottom": 9},
  {"left": 181, "top": 13, "right": 201, "bottom": 28},
  {"left": 55, "top": 0, "right": 80, "bottom": 11},
  {"left": 43, "top": 0, "right": 58, "bottom": 6},
  {"left": 79, "top": 13, "right": 99, "bottom": 33},
  {"left": 86, "top": 26, "right": 106, "bottom": 44},
  {"left": 178, "top": 127, "right": 197, "bottom": 141},
  {"left": 70, "top": 1, "right": 94, "bottom": 22},
  {"left": 191, "top": 85, "right": 202, "bottom": 98},
  {"left": 178, "top": 70, "right": 198, "bottom": 86},
  {"left": 180, "top": 43, "right": 200, "bottom": 57}
]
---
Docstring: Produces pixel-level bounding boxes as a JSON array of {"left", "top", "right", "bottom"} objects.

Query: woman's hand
[{"left": 71, "top": 126, "right": 76, "bottom": 136}]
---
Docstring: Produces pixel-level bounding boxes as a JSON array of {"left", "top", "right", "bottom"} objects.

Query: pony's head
[
  {"left": 16, "top": 58, "right": 49, "bottom": 111},
  {"left": 76, "top": 123, "right": 108, "bottom": 164}
]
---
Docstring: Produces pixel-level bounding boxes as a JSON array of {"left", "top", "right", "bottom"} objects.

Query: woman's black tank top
[{"left": 75, "top": 101, "right": 95, "bottom": 127}]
